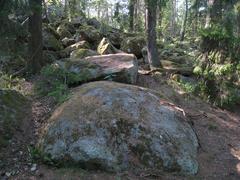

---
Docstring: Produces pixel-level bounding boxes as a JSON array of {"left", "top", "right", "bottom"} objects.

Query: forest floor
[{"left": 1, "top": 72, "right": 239, "bottom": 180}]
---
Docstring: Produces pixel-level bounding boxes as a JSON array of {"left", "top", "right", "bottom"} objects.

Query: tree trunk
[
  {"left": 157, "top": 1, "right": 163, "bottom": 40},
  {"left": 180, "top": 0, "right": 188, "bottom": 41},
  {"left": 193, "top": 0, "right": 199, "bottom": 36},
  {"left": 205, "top": 0, "right": 222, "bottom": 28},
  {"left": 145, "top": 0, "right": 161, "bottom": 69},
  {"left": 129, "top": 0, "right": 135, "bottom": 32},
  {"left": 64, "top": 0, "right": 69, "bottom": 17},
  {"left": 238, "top": 13, "right": 240, "bottom": 37},
  {"left": 170, "top": 0, "right": 177, "bottom": 36},
  {"left": 28, "top": 0, "right": 43, "bottom": 74}
]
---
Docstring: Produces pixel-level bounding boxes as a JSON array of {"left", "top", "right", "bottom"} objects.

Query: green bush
[
  {"left": 0, "top": 72, "right": 25, "bottom": 93},
  {"left": 35, "top": 64, "right": 80, "bottom": 103}
]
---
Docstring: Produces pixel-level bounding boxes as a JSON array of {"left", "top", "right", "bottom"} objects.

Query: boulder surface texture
[{"left": 39, "top": 81, "right": 198, "bottom": 175}]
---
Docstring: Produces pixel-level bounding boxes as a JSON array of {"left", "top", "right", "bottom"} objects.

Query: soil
[{"left": 0, "top": 72, "right": 240, "bottom": 180}]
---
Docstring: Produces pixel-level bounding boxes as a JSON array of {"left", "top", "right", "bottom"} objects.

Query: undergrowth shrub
[
  {"left": 35, "top": 64, "right": 80, "bottom": 103},
  {"left": 194, "top": 19, "right": 240, "bottom": 108},
  {"left": 0, "top": 72, "right": 26, "bottom": 93}
]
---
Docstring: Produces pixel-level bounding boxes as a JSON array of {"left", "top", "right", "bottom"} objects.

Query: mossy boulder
[
  {"left": 43, "top": 29, "right": 63, "bottom": 51},
  {"left": 56, "top": 53, "right": 138, "bottom": 84},
  {"left": 57, "top": 20, "right": 76, "bottom": 34},
  {"left": 78, "top": 25, "right": 102, "bottom": 44},
  {"left": 121, "top": 36, "right": 146, "bottom": 58},
  {"left": 106, "top": 32, "right": 123, "bottom": 49},
  {"left": 70, "top": 49, "right": 99, "bottom": 59},
  {"left": 59, "top": 41, "right": 91, "bottom": 58},
  {"left": 87, "top": 18, "right": 101, "bottom": 29},
  {"left": 71, "top": 16, "right": 87, "bottom": 27},
  {"left": 56, "top": 25, "right": 72, "bottom": 40},
  {"left": 97, "top": 38, "right": 122, "bottom": 55},
  {"left": 0, "top": 90, "right": 30, "bottom": 148},
  {"left": 38, "top": 81, "right": 198, "bottom": 175}
]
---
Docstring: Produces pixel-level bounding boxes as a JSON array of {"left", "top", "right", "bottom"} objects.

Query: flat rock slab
[
  {"left": 58, "top": 53, "right": 138, "bottom": 84},
  {"left": 39, "top": 81, "right": 198, "bottom": 175}
]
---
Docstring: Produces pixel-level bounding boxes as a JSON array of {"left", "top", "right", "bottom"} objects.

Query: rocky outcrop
[
  {"left": 38, "top": 81, "right": 198, "bottom": 175},
  {"left": 55, "top": 53, "right": 138, "bottom": 84}
]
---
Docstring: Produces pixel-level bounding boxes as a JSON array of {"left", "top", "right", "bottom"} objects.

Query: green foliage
[
  {"left": 28, "top": 146, "right": 55, "bottom": 165},
  {"left": 174, "top": 73, "right": 240, "bottom": 108},
  {"left": 36, "top": 64, "right": 80, "bottom": 103},
  {"left": 0, "top": 72, "right": 25, "bottom": 93},
  {"left": 200, "top": 25, "right": 231, "bottom": 41}
]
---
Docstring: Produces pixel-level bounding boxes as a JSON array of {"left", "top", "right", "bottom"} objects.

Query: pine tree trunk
[
  {"left": 28, "top": 0, "right": 43, "bottom": 74},
  {"left": 145, "top": 0, "right": 161, "bottom": 69}
]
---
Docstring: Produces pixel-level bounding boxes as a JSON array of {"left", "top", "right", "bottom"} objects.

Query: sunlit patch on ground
[{"left": 231, "top": 148, "right": 240, "bottom": 175}]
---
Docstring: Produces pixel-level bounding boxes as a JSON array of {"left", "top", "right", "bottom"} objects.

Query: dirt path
[
  {"left": 1, "top": 73, "right": 240, "bottom": 180},
  {"left": 137, "top": 73, "right": 240, "bottom": 180}
]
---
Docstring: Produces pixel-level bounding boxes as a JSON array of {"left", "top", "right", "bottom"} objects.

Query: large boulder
[
  {"left": 0, "top": 90, "right": 30, "bottom": 148},
  {"left": 121, "top": 36, "right": 146, "bottom": 58},
  {"left": 97, "top": 38, "right": 122, "bottom": 55},
  {"left": 70, "top": 49, "right": 99, "bottom": 59},
  {"left": 38, "top": 81, "right": 198, "bottom": 175},
  {"left": 56, "top": 53, "right": 138, "bottom": 84}
]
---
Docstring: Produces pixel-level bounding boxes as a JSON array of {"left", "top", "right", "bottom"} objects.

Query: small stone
[
  {"left": 30, "top": 164, "right": 37, "bottom": 172},
  {"left": 5, "top": 172, "right": 11, "bottom": 177}
]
